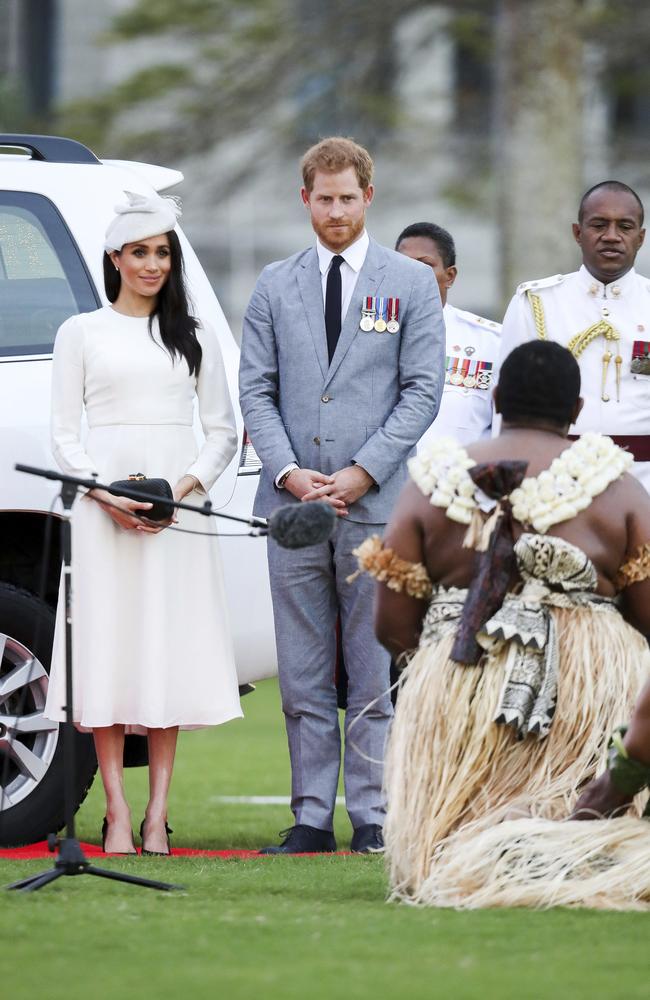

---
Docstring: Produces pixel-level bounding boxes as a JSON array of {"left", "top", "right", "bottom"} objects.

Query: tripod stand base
[{"left": 6, "top": 838, "right": 182, "bottom": 893}]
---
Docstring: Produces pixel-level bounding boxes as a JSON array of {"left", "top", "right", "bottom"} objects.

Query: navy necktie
[{"left": 325, "top": 255, "right": 344, "bottom": 363}]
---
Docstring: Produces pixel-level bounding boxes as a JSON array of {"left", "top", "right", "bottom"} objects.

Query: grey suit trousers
[{"left": 267, "top": 517, "right": 393, "bottom": 830}]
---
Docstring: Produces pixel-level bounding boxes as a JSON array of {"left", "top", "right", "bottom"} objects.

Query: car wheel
[{"left": 0, "top": 584, "right": 97, "bottom": 847}]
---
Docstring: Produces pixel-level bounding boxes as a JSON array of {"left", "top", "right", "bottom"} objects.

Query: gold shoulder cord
[
  {"left": 567, "top": 320, "right": 623, "bottom": 402},
  {"left": 526, "top": 291, "right": 547, "bottom": 341},
  {"left": 528, "top": 288, "right": 624, "bottom": 402}
]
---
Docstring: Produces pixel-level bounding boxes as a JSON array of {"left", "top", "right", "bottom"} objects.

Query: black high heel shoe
[
  {"left": 139, "top": 819, "right": 173, "bottom": 856},
  {"left": 101, "top": 817, "right": 137, "bottom": 855}
]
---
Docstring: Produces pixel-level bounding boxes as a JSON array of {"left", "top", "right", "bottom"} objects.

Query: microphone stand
[
  {"left": 13, "top": 464, "right": 270, "bottom": 533},
  {"left": 6, "top": 463, "right": 255, "bottom": 894}
]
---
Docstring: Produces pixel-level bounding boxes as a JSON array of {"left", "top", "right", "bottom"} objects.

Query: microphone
[{"left": 266, "top": 501, "right": 336, "bottom": 549}]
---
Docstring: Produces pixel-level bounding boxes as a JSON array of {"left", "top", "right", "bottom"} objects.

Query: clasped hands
[
  {"left": 89, "top": 475, "right": 200, "bottom": 533},
  {"left": 284, "top": 465, "right": 374, "bottom": 516}
]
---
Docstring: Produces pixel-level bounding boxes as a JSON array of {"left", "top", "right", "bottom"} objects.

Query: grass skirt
[{"left": 384, "top": 606, "right": 650, "bottom": 908}]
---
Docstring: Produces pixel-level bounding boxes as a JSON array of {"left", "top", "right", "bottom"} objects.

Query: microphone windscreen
[{"left": 267, "top": 501, "right": 336, "bottom": 549}]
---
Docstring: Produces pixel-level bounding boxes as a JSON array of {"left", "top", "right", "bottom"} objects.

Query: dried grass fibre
[
  {"left": 384, "top": 606, "right": 650, "bottom": 909},
  {"left": 418, "top": 816, "right": 650, "bottom": 910}
]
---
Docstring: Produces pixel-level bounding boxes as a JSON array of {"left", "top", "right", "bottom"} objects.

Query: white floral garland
[
  {"left": 408, "top": 433, "right": 633, "bottom": 533},
  {"left": 408, "top": 437, "right": 478, "bottom": 525}
]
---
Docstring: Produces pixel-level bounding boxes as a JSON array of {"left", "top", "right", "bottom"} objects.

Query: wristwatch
[{"left": 277, "top": 468, "right": 295, "bottom": 489}]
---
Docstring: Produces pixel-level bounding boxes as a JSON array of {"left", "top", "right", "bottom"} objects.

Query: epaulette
[
  {"left": 452, "top": 306, "right": 501, "bottom": 335},
  {"left": 515, "top": 273, "right": 564, "bottom": 295}
]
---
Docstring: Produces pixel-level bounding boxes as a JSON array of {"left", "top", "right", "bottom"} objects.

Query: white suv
[{"left": 0, "top": 134, "right": 275, "bottom": 846}]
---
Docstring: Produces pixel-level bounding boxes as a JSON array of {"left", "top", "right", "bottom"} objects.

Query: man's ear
[
  {"left": 300, "top": 186, "right": 310, "bottom": 207},
  {"left": 571, "top": 396, "right": 584, "bottom": 424},
  {"left": 445, "top": 265, "right": 458, "bottom": 292},
  {"left": 572, "top": 222, "right": 582, "bottom": 247}
]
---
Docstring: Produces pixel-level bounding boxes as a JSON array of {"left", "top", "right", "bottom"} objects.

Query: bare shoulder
[
  {"left": 390, "top": 478, "right": 435, "bottom": 519},
  {"left": 616, "top": 471, "right": 650, "bottom": 522},
  {"left": 386, "top": 479, "right": 446, "bottom": 536}
]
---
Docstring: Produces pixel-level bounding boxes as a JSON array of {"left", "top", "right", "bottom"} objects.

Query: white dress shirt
[
  {"left": 276, "top": 231, "right": 370, "bottom": 487},
  {"left": 316, "top": 229, "right": 370, "bottom": 325}
]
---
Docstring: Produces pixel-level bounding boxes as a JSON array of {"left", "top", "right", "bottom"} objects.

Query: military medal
[
  {"left": 463, "top": 360, "right": 477, "bottom": 388},
  {"left": 386, "top": 298, "right": 400, "bottom": 334},
  {"left": 458, "top": 358, "right": 471, "bottom": 387},
  {"left": 476, "top": 361, "right": 493, "bottom": 390},
  {"left": 449, "top": 356, "right": 464, "bottom": 385},
  {"left": 464, "top": 346, "right": 475, "bottom": 356},
  {"left": 374, "top": 296, "right": 387, "bottom": 333},
  {"left": 631, "top": 340, "right": 650, "bottom": 376},
  {"left": 359, "top": 296, "right": 376, "bottom": 332}
]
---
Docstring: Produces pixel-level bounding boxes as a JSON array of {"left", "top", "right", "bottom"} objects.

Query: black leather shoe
[
  {"left": 259, "top": 825, "right": 337, "bottom": 855},
  {"left": 350, "top": 824, "right": 384, "bottom": 854}
]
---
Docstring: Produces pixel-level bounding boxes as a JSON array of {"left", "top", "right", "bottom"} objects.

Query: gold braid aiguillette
[
  {"left": 615, "top": 353, "right": 623, "bottom": 402},
  {"left": 526, "top": 291, "right": 547, "bottom": 341},
  {"left": 567, "top": 319, "right": 622, "bottom": 403},
  {"left": 601, "top": 350, "right": 612, "bottom": 402}
]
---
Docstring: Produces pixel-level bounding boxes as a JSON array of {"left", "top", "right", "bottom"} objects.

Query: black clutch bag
[{"left": 108, "top": 473, "right": 175, "bottom": 522}]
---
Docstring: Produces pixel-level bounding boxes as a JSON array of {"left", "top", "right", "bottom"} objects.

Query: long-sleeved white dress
[{"left": 44, "top": 305, "right": 243, "bottom": 732}]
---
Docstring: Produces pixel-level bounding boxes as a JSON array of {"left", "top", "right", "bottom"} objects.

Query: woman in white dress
[{"left": 45, "top": 192, "right": 242, "bottom": 854}]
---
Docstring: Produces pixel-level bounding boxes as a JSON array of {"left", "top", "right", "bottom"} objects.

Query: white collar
[
  {"left": 317, "top": 230, "right": 369, "bottom": 275},
  {"left": 578, "top": 263, "right": 638, "bottom": 299}
]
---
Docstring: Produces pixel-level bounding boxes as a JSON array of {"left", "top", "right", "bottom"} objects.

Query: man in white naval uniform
[
  {"left": 396, "top": 222, "right": 501, "bottom": 448},
  {"left": 498, "top": 180, "right": 650, "bottom": 490}
]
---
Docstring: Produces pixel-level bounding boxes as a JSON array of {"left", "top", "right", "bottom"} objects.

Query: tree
[
  {"left": 55, "top": 0, "right": 650, "bottom": 302},
  {"left": 494, "top": 0, "right": 585, "bottom": 294}
]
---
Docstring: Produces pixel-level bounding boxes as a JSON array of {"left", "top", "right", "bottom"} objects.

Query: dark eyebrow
[{"left": 588, "top": 215, "right": 638, "bottom": 224}]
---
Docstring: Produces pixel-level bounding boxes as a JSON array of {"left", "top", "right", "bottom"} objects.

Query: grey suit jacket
[{"left": 239, "top": 237, "right": 445, "bottom": 522}]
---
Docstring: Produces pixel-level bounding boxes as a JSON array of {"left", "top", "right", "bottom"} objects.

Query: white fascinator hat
[{"left": 104, "top": 190, "right": 182, "bottom": 253}]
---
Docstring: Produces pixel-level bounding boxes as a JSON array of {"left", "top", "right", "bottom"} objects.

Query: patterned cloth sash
[{"left": 420, "top": 534, "right": 617, "bottom": 739}]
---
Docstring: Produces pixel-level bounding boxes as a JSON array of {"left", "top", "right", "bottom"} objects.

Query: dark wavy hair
[{"left": 103, "top": 230, "right": 202, "bottom": 376}]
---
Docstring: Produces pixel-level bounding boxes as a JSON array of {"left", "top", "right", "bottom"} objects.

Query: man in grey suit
[{"left": 239, "top": 136, "right": 445, "bottom": 853}]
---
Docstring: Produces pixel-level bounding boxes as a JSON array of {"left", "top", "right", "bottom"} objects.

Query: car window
[{"left": 0, "top": 191, "right": 99, "bottom": 356}]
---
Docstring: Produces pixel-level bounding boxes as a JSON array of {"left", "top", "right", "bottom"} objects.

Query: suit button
[
  {"left": 313, "top": 436, "right": 320, "bottom": 445},
  {"left": 321, "top": 395, "right": 330, "bottom": 403}
]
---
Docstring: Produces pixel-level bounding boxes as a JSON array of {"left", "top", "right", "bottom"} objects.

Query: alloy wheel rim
[{"left": 0, "top": 633, "right": 58, "bottom": 810}]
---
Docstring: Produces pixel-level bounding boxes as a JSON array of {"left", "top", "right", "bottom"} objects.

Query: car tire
[{"left": 0, "top": 583, "right": 97, "bottom": 847}]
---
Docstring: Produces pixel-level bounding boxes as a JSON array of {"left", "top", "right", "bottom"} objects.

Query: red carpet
[
  {"left": 0, "top": 842, "right": 259, "bottom": 860},
  {"left": 0, "top": 842, "right": 349, "bottom": 860}
]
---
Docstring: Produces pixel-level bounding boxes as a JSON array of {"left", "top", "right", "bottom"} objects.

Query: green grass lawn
[{"left": 1, "top": 679, "right": 649, "bottom": 1000}]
